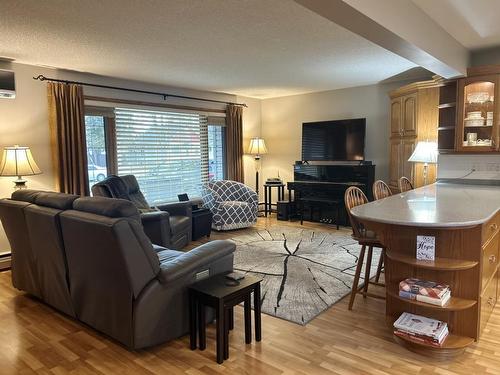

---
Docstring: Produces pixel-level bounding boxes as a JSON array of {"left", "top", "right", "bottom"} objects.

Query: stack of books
[
  {"left": 398, "top": 278, "right": 451, "bottom": 306},
  {"left": 393, "top": 312, "right": 449, "bottom": 347}
]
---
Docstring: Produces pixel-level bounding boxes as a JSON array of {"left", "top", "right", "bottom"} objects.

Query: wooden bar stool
[
  {"left": 398, "top": 176, "right": 414, "bottom": 192},
  {"left": 344, "top": 186, "right": 386, "bottom": 310}
]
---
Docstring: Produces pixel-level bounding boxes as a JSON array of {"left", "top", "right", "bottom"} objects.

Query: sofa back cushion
[{"left": 60, "top": 197, "right": 160, "bottom": 347}]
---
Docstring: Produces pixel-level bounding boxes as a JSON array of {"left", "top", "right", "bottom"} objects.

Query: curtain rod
[{"left": 32, "top": 74, "right": 247, "bottom": 107}]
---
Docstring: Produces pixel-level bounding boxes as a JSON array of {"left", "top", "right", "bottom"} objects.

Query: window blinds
[{"left": 115, "top": 107, "right": 208, "bottom": 204}]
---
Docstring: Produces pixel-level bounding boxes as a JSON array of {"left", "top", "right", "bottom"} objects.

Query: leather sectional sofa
[{"left": 0, "top": 190, "right": 235, "bottom": 349}]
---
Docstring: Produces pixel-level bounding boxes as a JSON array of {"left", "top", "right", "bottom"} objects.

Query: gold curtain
[
  {"left": 225, "top": 104, "right": 244, "bottom": 182},
  {"left": 47, "top": 82, "right": 90, "bottom": 195}
]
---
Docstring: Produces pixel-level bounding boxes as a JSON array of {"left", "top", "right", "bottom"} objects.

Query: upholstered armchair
[
  {"left": 202, "top": 180, "right": 258, "bottom": 231},
  {"left": 92, "top": 175, "right": 192, "bottom": 249}
]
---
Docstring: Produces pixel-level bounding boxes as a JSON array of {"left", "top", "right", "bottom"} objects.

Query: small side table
[
  {"left": 263, "top": 183, "right": 285, "bottom": 217},
  {"left": 192, "top": 208, "right": 212, "bottom": 240},
  {"left": 189, "top": 274, "right": 262, "bottom": 364}
]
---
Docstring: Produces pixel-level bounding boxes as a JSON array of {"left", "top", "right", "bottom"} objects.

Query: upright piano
[{"left": 287, "top": 163, "right": 375, "bottom": 226}]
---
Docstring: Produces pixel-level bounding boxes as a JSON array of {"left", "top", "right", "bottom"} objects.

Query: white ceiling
[
  {"left": 413, "top": 0, "right": 500, "bottom": 50},
  {"left": 0, "top": 0, "right": 417, "bottom": 99}
]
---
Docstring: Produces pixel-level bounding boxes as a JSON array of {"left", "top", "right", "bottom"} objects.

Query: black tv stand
[{"left": 287, "top": 162, "right": 375, "bottom": 226}]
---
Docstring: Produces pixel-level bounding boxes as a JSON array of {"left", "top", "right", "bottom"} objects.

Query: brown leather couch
[
  {"left": 0, "top": 190, "right": 235, "bottom": 349},
  {"left": 92, "top": 175, "right": 192, "bottom": 249}
]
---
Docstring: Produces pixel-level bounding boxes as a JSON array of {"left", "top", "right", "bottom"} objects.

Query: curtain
[
  {"left": 47, "top": 82, "right": 89, "bottom": 195},
  {"left": 225, "top": 104, "right": 244, "bottom": 182}
]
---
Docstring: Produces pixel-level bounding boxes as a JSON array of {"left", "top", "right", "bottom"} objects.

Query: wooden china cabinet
[
  {"left": 456, "top": 72, "right": 500, "bottom": 152},
  {"left": 388, "top": 79, "right": 439, "bottom": 192}
]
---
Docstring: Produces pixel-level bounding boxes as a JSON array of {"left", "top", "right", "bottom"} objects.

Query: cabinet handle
[
  {"left": 488, "top": 297, "right": 495, "bottom": 306},
  {"left": 489, "top": 255, "right": 497, "bottom": 264},
  {"left": 491, "top": 223, "right": 498, "bottom": 231}
]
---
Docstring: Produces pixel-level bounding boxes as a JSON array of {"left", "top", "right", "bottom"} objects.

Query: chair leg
[
  {"left": 363, "top": 246, "right": 373, "bottom": 298},
  {"left": 375, "top": 249, "right": 384, "bottom": 283},
  {"left": 348, "top": 244, "right": 366, "bottom": 310}
]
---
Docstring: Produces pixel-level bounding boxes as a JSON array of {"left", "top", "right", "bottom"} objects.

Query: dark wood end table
[{"left": 189, "top": 274, "right": 262, "bottom": 364}]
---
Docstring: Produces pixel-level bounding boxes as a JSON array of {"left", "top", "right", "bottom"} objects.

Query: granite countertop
[{"left": 350, "top": 182, "right": 500, "bottom": 227}]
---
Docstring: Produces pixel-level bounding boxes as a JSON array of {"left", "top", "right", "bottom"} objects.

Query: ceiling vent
[{"left": 0, "top": 70, "right": 15, "bottom": 99}]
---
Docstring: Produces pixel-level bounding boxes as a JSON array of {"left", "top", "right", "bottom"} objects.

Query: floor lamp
[
  {"left": 408, "top": 141, "right": 438, "bottom": 186},
  {"left": 248, "top": 137, "right": 268, "bottom": 210}
]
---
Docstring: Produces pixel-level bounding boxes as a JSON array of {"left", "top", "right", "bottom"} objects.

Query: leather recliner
[
  {"left": 0, "top": 190, "right": 235, "bottom": 349},
  {"left": 92, "top": 175, "right": 192, "bottom": 249}
]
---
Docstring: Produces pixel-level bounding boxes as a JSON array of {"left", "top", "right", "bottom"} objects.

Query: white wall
[
  {"left": 259, "top": 81, "right": 410, "bottom": 190},
  {"left": 0, "top": 62, "right": 237, "bottom": 251}
]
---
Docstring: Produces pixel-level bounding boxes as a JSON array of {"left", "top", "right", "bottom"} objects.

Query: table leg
[
  {"left": 189, "top": 290, "right": 197, "bottom": 350},
  {"left": 264, "top": 186, "right": 268, "bottom": 217},
  {"left": 216, "top": 300, "right": 224, "bottom": 364},
  {"left": 254, "top": 284, "right": 262, "bottom": 342},
  {"left": 229, "top": 307, "right": 234, "bottom": 330},
  {"left": 224, "top": 307, "right": 230, "bottom": 360},
  {"left": 198, "top": 303, "right": 206, "bottom": 351},
  {"left": 244, "top": 296, "right": 252, "bottom": 344}
]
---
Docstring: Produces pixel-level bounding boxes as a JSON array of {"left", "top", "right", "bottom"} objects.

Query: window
[
  {"left": 85, "top": 115, "right": 108, "bottom": 191},
  {"left": 208, "top": 124, "right": 225, "bottom": 181},
  {"left": 110, "top": 107, "right": 225, "bottom": 204}
]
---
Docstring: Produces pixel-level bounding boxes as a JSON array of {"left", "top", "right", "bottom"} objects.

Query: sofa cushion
[
  {"left": 12, "top": 189, "right": 41, "bottom": 203},
  {"left": 73, "top": 197, "right": 141, "bottom": 222},
  {"left": 169, "top": 215, "right": 191, "bottom": 234},
  {"left": 35, "top": 192, "right": 79, "bottom": 210},
  {"left": 157, "top": 249, "right": 183, "bottom": 263}
]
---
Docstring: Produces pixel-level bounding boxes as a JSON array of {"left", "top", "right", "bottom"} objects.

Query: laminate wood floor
[{"left": 1, "top": 217, "right": 499, "bottom": 374}]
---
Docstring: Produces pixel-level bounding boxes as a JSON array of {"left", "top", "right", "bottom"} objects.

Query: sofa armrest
[
  {"left": 159, "top": 240, "right": 235, "bottom": 283},
  {"left": 156, "top": 201, "right": 192, "bottom": 217},
  {"left": 141, "top": 210, "right": 171, "bottom": 247}
]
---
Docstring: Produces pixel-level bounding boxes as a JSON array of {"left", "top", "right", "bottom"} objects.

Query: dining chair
[
  {"left": 398, "top": 176, "right": 414, "bottom": 192},
  {"left": 373, "top": 180, "right": 392, "bottom": 200},
  {"left": 344, "top": 187, "right": 386, "bottom": 310}
]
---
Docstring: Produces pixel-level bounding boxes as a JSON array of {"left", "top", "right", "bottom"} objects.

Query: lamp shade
[
  {"left": 248, "top": 138, "right": 268, "bottom": 156},
  {"left": 0, "top": 145, "right": 42, "bottom": 177},
  {"left": 408, "top": 141, "right": 438, "bottom": 164}
]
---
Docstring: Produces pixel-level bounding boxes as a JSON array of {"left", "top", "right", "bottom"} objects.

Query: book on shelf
[
  {"left": 393, "top": 312, "right": 449, "bottom": 345},
  {"left": 394, "top": 328, "right": 449, "bottom": 347},
  {"left": 398, "top": 290, "right": 451, "bottom": 306},
  {"left": 399, "top": 278, "right": 450, "bottom": 299}
]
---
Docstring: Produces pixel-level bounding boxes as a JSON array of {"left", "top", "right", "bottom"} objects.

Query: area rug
[{"left": 230, "top": 226, "right": 381, "bottom": 325}]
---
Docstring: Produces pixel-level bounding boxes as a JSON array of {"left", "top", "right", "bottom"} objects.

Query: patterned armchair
[{"left": 202, "top": 180, "right": 258, "bottom": 231}]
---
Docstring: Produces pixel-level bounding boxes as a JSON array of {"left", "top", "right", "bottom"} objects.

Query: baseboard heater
[{"left": 0, "top": 252, "right": 11, "bottom": 271}]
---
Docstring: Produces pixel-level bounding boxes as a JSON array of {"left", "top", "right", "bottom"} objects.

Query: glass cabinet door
[{"left": 460, "top": 80, "right": 497, "bottom": 150}]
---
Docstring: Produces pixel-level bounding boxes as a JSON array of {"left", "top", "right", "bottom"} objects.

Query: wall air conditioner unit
[{"left": 0, "top": 69, "right": 15, "bottom": 99}]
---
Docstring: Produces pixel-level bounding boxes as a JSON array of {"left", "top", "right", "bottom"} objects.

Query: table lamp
[
  {"left": 408, "top": 141, "right": 438, "bottom": 186},
  {"left": 0, "top": 145, "right": 42, "bottom": 189},
  {"left": 248, "top": 137, "right": 268, "bottom": 197}
]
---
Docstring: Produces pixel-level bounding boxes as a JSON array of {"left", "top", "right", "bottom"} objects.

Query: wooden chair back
[
  {"left": 373, "top": 180, "right": 392, "bottom": 201},
  {"left": 344, "top": 186, "right": 369, "bottom": 239},
  {"left": 398, "top": 176, "right": 414, "bottom": 192}
]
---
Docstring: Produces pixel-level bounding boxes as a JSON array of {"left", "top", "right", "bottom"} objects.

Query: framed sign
[{"left": 416, "top": 235, "right": 435, "bottom": 260}]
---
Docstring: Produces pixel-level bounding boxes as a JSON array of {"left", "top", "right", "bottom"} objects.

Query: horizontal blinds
[{"left": 115, "top": 107, "right": 207, "bottom": 204}]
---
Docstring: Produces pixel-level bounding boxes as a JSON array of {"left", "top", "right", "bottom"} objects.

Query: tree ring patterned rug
[{"left": 230, "top": 226, "right": 381, "bottom": 325}]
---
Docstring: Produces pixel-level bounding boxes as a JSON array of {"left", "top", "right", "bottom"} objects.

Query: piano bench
[{"left": 297, "top": 197, "right": 340, "bottom": 230}]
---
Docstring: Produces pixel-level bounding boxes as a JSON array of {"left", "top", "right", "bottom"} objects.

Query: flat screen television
[{"left": 301, "top": 118, "right": 366, "bottom": 161}]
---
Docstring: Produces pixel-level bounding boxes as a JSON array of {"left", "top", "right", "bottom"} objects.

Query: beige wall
[
  {"left": 238, "top": 96, "right": 263, "bottom": 199},
  {"left": 259, "top": 81, "right": 412, "bottom": 192},
  {"left": 0, "top": 62, "right": 237, "bottom": 251}
]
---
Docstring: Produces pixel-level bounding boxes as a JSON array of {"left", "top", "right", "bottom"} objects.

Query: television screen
[{"left": 301, "top": 118, "right": 366, "bottom": 161}]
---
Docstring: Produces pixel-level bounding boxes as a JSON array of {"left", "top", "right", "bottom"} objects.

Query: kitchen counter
[{"left": 350, "top": 182, "right": 500, "bottom": 227}]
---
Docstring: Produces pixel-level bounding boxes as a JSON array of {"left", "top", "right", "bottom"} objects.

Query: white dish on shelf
[
  {"left": 464, "top": 118, "right": 484, "bottom": 127},
  {"left": 467, "top": 92, "right": 490, "bottom": 103},
  {"left": 467, "top": 111, "right": 482, "bottom": 118},
  {"left": 463, "top": 140, "right": 493, "bottom": 146},
  {"left": 487, "top": 111, "right": 493, "bottom": 119}
]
